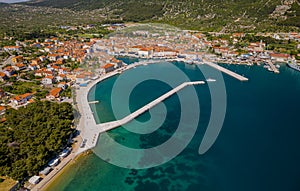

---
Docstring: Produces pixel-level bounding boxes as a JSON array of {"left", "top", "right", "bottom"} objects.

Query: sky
[{"left": 0, "top": 0, "right": 29, "bottom": 3}]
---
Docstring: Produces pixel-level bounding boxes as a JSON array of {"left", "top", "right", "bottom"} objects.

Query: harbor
[{"left": 75, "top": 60, "right": 249, "bottom": 154}]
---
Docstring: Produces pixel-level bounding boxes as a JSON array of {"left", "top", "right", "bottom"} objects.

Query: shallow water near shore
[{"left": 47, "top": 61, "right": 300, "bottom": 191}]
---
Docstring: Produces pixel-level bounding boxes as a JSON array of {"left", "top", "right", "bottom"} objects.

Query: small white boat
[
  {"left": 276, "top": 64, "right": 280, "bottom": 68},
  {"left": 206, "top": 78, "right": 216, "bottom": 82}
]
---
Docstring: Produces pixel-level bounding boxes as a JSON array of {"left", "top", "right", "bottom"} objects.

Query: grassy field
[{"left": 0, "top": 176, "right": 17, "bottom": 191}]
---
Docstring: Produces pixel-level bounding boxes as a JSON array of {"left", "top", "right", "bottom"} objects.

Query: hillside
[{"left": 0, "top": 0, "right": 299, "bottom": 33}]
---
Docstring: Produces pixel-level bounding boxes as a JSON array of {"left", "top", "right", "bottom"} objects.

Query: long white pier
[
  {"left": 97, "top": 81, "right": 205, "bottom": 133},
  {"left": 76, "top": 80, "right": 205, "bottom": 154},
  {"left": 204, "top": 61, "right": 249, "bottom": 81}
]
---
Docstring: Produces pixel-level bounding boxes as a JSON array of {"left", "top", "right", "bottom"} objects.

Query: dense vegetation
[
  {"left": 18, "top": 0, "right": 300, "bottom": 32},
  {"left": 0, "top": 101, "right": 74, "bottom": 180},
  {"left": 0, "top": 0, "right": 298, "bottom": 34},
  {"left": 2, "top": 81, "right": 42, "bottom": 95}
]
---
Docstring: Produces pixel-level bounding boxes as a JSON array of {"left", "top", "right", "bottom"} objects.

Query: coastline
[
  {"left": 35, "top": 58, "right": 248, "bottom": 190},
  {"left": 41, "top": 152, "right": 92, "bottom": 191},
  {"left": 31, "top": 59, "right": 160, "bottom": 191}
]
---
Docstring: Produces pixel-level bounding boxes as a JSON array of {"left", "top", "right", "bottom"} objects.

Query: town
[
  {"left": 1, "top": 23, "right": 300, "bottom": 120},
  {"left": 0, "top": 23, "right": 300, "bottom": 190}
]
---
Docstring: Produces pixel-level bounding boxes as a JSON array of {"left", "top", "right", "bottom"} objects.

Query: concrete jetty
[
  {"left": 76, "top": 79, "right": 205, "bottom": 154},
  {"left": 88, "top": 101, "right": 99, "bottom": 104},
  {"left": 96, "top": 81, "right": 205, "bottom": 133},
  {"left": 267, "top": 61, "right": 280, "bottom": 73},
  {"left": 204, "top": 61, "right": 249, "bottom": 81}
]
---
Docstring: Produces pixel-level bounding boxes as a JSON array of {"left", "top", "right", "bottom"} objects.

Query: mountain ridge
[{"left": 0, "top": 0, "right": 299, "bottom": 33}]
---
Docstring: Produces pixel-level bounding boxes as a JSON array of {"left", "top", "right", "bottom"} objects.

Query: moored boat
[{"left": 287, "top": 61, "right": 300, "bottom": 72}]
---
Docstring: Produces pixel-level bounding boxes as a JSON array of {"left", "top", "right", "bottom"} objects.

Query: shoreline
[
  {"left": 33, "top": 59, "right": 161, "bottom": 191},
  {"left": 33, "top": 58, "right": 248, "bottom": 191},
  {"left": 41, "top": 151, "right": 92, "bottom": 191}
]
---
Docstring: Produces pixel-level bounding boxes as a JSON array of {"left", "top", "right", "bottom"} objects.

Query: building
[
  {"left": 11, "top": 93, "right": 33, "bottom": 106},
  {"left": 56, "top": 74, "right": 66, "bottom": 82},
  {"left": 48, "top": 54, "right": 60, "bottom": 61},
  {"left": 76, "top": 74, "right": 88, "bottom": 84},
  {"left": 28, "top": 63, "right": 38, "bottom": 71},
  {"left": 12, "top": 55, "right": 23, "bottom": 63},
  {"left": 46, "top": 87, "right": 62, "bottom": 100},
  {"left": 3, "top": 46, "right": 20, "bottom": 52},
  {"left": 111, "top": 58, "right": 123, "bottom": 68},
  {"left": 3, "top": 66, "right": 15, "bottom": 77},
  {"left": 32, "top": 58, "right": 42, "bottom": 65},
  {"left": 58, "top": 82, "right": 68, "bottom": 90},
  {"left": 0, "top": 106, "right": 6, "bottom": 115},
  {"left": 101, "top": 63, "right": 115, "bottom": 73},
  {"left": 138, "top": 47, "right": 153, "bottom": 58},
  {"left": 42, "top": 76, "right": 55, "bottom": 85},
  {"left": 269, "top": 53, "right": 290, "bottom": 62},
  {"left": 0, "top": 72, "right": 8, "bottom": 82},
  {"left": 13, "top": 63, "right": 26, "bottom": 71}
]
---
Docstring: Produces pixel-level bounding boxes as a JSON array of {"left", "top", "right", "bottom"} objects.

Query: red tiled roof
[{"left": 102, "top": 63, "right": 114, "bottom": 69}]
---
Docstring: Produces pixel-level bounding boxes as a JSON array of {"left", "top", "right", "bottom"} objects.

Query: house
[
  {"left": 232, "top": 33, "right": 245, "bottom": 38},
  {"left": 58, "top": 68, "right": 71, "bottom": 75},
  {"left": 12, "top": 55, "right": 23, "bottom": 63},
  {"left": 56, "top": 74, "right": 66, "bottom": 82},
  {"left": 48, "top": 54, "right": 60, "bottom": 61},
  {"left": 3, "top": 66, "right": 15, "bottom": 77},
  {"left": 13, "top": 63, "right": 26, "bottom": 71},
  {"left": 0, "top": 106, "right": 6, "bottom": 115},
  {"left": 29, "top": 63, "right": 38, "bottom": 71},
  {"left": 39, "top": 56, "right": 47, "bottom": 62},
  {"left": 269, "top": 53, "right": 290, "bottom": 62},
  {"left": 32, "top": 58, "right": 42, "bottom": 65},
  {"left": 58, "top": 82, "right": 68, "bottom": 90},
  {"left": 76, "top": 74, "right": 88, "bottom": 84},
  {"left": 101, "top": 63, "right": 115, "bottom": 73},
  {"left": 138, "top": 47, "right": 153, "bottom": 58},
  {"left": 0, "top": 72, "right": 8, "bottom": 82},
  {"left": 34, "top": 69, "right": 43, "bottom": 77},
  {"left": 3, "top": 46, "right": 20, "bottom": 52},
  {"left": 46, "top": 87, "right": 62, "bottom": 100},
  {"left": 111, "top": 58, "right": 123, "bottom": 68},
  {"left": 11, "top": 93, "right": 33, "bottom": 106},
  {"left": 42, "top": 76, "right": 55, "bottom": 85}
]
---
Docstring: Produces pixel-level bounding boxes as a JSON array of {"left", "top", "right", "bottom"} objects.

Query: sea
[{"left": 47, "top": 58, "right": 300, "bottom": 191}]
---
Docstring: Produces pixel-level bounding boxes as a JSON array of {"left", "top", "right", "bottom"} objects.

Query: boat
[
  {"left": 287, "top": 61, "right": 300, "bottom": 72},
  {"left": 206, "top": 78, "right": 216, "bottom": 82},
  {"left": 276, "top": 64, "right": 280, "bottom": 68}
]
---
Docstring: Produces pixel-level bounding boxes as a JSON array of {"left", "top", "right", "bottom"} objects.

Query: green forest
[{"left": 0, "top": 101, "right": 74, "bottom": 180}]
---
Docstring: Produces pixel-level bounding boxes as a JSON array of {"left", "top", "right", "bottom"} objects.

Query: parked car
[{"left": 80, "top": 139, "right": 87, "bottom": 148}]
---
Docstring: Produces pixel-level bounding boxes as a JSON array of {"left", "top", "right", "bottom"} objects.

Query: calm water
[{"left": 47, "top": 61, "right": 300, "bottom": 191}]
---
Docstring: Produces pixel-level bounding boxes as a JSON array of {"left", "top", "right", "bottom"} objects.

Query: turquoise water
[{"left": 49, "top": 61, "right": 300, "bottom": 191}]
